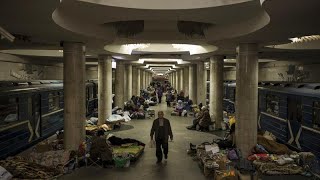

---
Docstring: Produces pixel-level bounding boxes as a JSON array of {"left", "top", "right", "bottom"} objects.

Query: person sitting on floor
[
  {"left": 175, "top": 100, "right": 184, "bottom": 116},
  {"left": 90, "top": 130, "right": 113, "bottom": 168},
  {"left": 177, "top": 91, "right": 185, "bottom": 102},
  {"left": 187, "top": 106, "right": 206, "bottom": 130},
  {"left": 216, "top": 123, "right": 235, "bottom": 149},
  {"left": 198, "top": 107, "right": 212, "bottom": 131}
]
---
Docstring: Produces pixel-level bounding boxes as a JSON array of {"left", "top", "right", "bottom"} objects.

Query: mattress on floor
[{"left": 112, "top": 145, "right": 144, "bottom": 159}]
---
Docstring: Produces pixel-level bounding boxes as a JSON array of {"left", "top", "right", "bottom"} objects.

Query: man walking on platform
[
  {"left": 157, "top": 87, "right": 163, "bottom": 103},
  {"left": 150, "top": 111, "right": 173, "bottom": 164}
]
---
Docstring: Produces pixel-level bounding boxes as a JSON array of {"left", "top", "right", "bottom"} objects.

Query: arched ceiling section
[
  {"left": 52, "top": 0, "right": 269, "bottom": 43},
  {"left": 225, "top": 0, "right": 320, "bottom": 46},
  {"left": 79, "top": 0, "right": 251, "bottom": 10},
  {"left": 104, "top": 43, "right": 218, "bottom": 55}
]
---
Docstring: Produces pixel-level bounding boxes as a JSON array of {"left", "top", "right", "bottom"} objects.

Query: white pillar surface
[
  {"left": 132, "top": 67, "right": 138, "bottom": 96},
  {"left": 176, "top": 70, "right": 180, "bottom": 92},
  {"left": 140, "top": 70, "right": 144, "bottom": 89},
  {"left": 115, "top": 61, "right": 125, "bottom": 108},
  {"left": 197, "top": 62, "right": 206, "bottom": 105},
  {"left": 175, "top": 71, "right": 179, "bottom": 91},
  {"left": 184, "top": 67, "right": 189, "bottom": 96},
  {"left": 98, "top": 55, "right": 112, "bottom": 125},
  {"left": 235, "top": 43, "right": 259, "bottom": 158},
  {"left": 172, "top": 72, "right": 175, "bottom": 89},
  {"left": 189, "top": 65, "right": 196, "bottom": 103},
  {"left": 137, "top": 69, "right": 141, "bottom": 95},
  {"left": 180, "top": 69, "right": 184, "bottom": 92},
  {"left": 123, "top": 65, "right": 128, "bottom": 102},
  {"left": 146, "top": 72, "right": 150, "bottom": 87},
  {"left": 209, "top": 56, "right": 224, "bottom": 129},
  {"left": 142, "top": 70, "right": 146, "bottom": 89},
  {"left": 127, "top": 64, "right": 133, "bottom": 100},
  {"left": 63, "top": 42, "right": 86, "bottom": 151}
]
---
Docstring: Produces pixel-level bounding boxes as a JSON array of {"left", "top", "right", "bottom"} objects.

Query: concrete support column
[
  {"left": 235, "top": 43, "right": 258, "bottom": 157},
  {"left": 184, "top": 67, "right": 189, "bottom": 96},
  {"left": 180, "top": 69, "right": 184, "bottom": 92},
  {"left": 63, "top": 42, "right": 86, "bottom": 150},
  {"left": 123, "top": 66, "right": 128, "bottom": 102},
  {"left": 115, "top": 60, "right": 125, "bottom": 108},
  {"left": 175, "top": 71, "right": 179, "bottom": 90},
  {"left": 127, "top": 64, "right": 133, "bottom": 100},
  {"left": 146, "top": 72, "right": 150, "bottom": 87},
  {"left": 143, "top": 70, "right": 146, "bottom": 89},
  {"left": 176, "top": 71, "right": 180, "bottom": 91},
  {"left": 140, "top": 70, "right": 145, "bottom": 89},
  {"left": 209, "top": 55, "right": 224, "bottom": 129},
  {"left": 197, "top": 62, "right": 206, "bottom": 105},
  {"left": 132, "top": 67, "right": 138, "bottom": 96},
  {"left": 189, "top": 65, "right": 196, "bottom": 103},
  {"left": 98, "top": 55, "right": 112, "bottom": 125},
  {"left": 147, "top": 73, "right": 149, "bottom": 85},
  {"left": 137, "top": 69, "right": 141, "bottom": 95},
  {"left": 172, "top": 72, "right": 175, "bottom": 89}
]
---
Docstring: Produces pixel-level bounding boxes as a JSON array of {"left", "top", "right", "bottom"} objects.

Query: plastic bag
[
  {"left": 0, "top": 166, "right": 13, "bottom": 180},
  {"left": 181, "top": 110, "right": 187, "bottom": 117},
  {"left": 149, "top": 140, "right": 156, "bottom": 148}
]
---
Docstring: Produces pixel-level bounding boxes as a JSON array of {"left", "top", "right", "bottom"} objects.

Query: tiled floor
[{"left": 60, "top": 100, "right": 219, "bottom": 180}]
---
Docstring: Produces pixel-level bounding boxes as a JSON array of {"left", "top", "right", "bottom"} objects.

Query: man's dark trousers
[{"left": 156, "top": 139, "right": 168, "bottom": 161}]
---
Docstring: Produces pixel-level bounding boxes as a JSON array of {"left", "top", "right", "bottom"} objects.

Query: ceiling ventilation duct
[
  {"left": 104, "top": 20, "right": 144, "bottom": 38},
  {"left": 177, "top": 21, "right": 212, "bottom": 37}
]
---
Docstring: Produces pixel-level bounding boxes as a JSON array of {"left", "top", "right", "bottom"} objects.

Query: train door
[
  {"left": 28, "top": 94, "right": 41, "bottom": 140},
  {"left": 287, "top": 96, "right": 302, "bottom": 149}
]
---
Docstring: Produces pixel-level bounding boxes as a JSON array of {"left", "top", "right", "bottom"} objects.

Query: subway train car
[
  {"left": 0, "top": 80, "right": 98, "bottom": 159},
  {"left": 223, "top": 82, "right": 320, "bottom": 159},
  {"left": 223, "top": 81, "right": 236, "bottom": 113},
  {"left": 86, "top": 80, "right": 98, "bottom": 116}
]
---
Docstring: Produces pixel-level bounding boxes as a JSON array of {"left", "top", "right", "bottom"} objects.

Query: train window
[
  {"left": 287, "top": 97, "right": 302, "bottom": 122},
  {"left": 93, "top": 84, "right": 98, "bottom": 98},
  {"left": 0, "top": 96, "right": 19, "bottom": 125},
  {"left": 312, "top": 101, "right": 320, "bottom": 128},
  {"left": 89, "top": 87, "right": 94, "bottom": 99},
  {"left": 229, "top": 88, "right": 236, "bottom": 102},
  {"left": 48, "top": 92, "right": 60, "bottom": 112},
  {"left": 86, "top": 87, "right": 94, "bottom": 100},
  {"left": 266, "top": 94, "right": 279, "bottom": 116}
]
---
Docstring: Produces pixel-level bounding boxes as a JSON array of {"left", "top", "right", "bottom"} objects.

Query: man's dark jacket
[{"left": 150, "top": 118, "right": 173, "bottom": 142}]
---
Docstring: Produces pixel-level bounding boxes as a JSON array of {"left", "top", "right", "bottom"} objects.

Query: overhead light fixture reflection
[
  {"left": 123, "top": 43, "right": 150, "bottom": 52},
  {"left": 224, "top": 59, "right": 236, "bottom": 62},
  {"left": 172, "top": 44, "right": 205, "bottom": 55},
  {"left": 112, "top": 62, "right": 116, "bottom": 68},
  {"left": 289, "top": 35, "right": 320, "bottom": 43}
]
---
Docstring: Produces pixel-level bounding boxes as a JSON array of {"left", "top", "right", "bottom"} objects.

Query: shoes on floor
[{"left": 156, "top": 160, "right": 162, "bottom": 164}]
